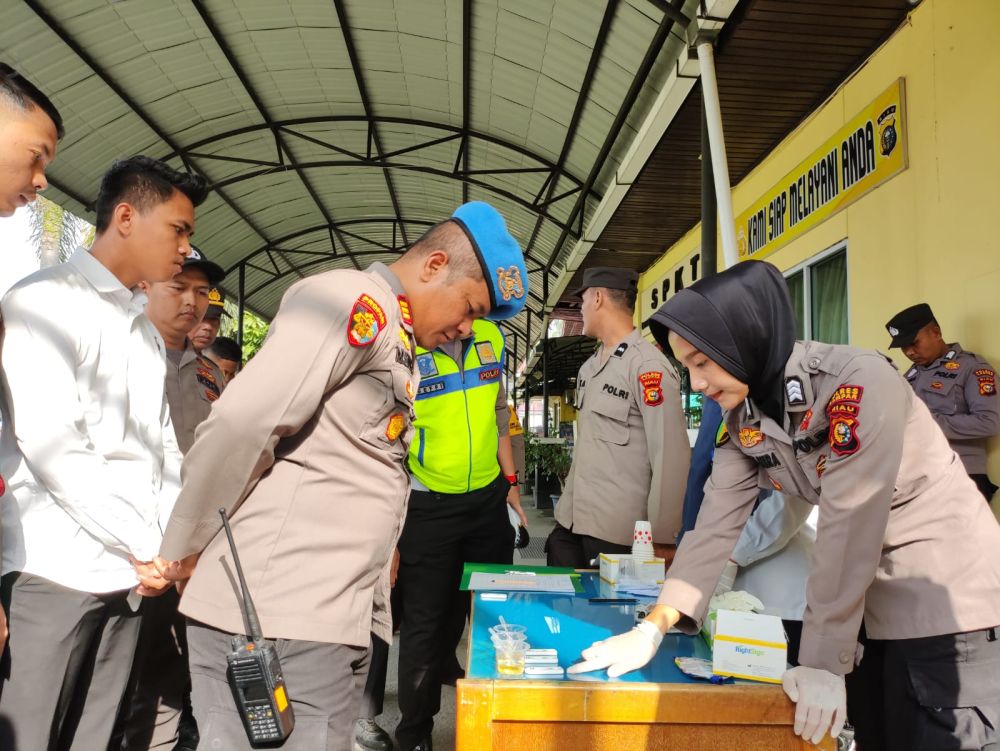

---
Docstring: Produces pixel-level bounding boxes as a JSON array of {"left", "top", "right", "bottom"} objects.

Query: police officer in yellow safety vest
[{"left": 366, "top": 204, "right": 527, "bottom": 751}]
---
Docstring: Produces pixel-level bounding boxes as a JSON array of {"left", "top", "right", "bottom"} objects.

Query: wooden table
[{"left": 456, "top": 573, "right": 834, "bottom": 750}]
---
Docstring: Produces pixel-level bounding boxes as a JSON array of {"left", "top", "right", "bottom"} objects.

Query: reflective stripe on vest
[{"left": 409, "top": 320, "right": 504, "bottom": 493}]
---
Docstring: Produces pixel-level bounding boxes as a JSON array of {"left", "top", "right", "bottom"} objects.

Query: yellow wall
[{"left": 639, "top": 0, "right": 1000, "bottom": 484}]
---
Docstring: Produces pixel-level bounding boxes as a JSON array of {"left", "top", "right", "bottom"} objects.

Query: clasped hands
[{"left": 130, "top": 554, "right": 199, "bottom": 597}]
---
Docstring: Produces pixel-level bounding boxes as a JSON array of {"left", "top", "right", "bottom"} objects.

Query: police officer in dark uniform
[{"left": 885, "top": 303, "right": 999, "bottom": 500}]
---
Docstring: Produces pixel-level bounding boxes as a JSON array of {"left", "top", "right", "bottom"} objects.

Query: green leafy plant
[
  {"left": 220, "top": 303, "right": 270, "bottom": 364},
  {"left": 525, "top": 434, "right": 573, "bottom": 489}
]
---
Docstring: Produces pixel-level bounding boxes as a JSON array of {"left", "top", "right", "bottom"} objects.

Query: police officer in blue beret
[{"left": 153, "top": 201, "right": 527, "bottom": 751}]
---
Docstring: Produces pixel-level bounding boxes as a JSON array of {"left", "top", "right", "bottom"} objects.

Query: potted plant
[{"left": 525, "top": 434, "right": 572, "bottom": 509}]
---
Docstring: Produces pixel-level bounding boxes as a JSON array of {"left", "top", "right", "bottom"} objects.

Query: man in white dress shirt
[
  {"left": 0, "top": 63, "right": 65, "bottom": 651},
  {"left": 0, "top": 155, "right": 208, "bottom": 750}
]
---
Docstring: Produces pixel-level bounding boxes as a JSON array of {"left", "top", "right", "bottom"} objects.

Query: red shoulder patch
[
  {"left": 348, "top": 294, "right": 387, "bottom": 347},
  {"left": 639, "top": 371, "right": 664, "bottom": 406},
  {"left": 827, "top": 383, "right": 863, "bottom": 457}
]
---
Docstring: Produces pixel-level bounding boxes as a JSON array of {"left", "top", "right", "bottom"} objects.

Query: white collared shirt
[{"left": 0, "top": 248, "right": 182, "bottom": 593}]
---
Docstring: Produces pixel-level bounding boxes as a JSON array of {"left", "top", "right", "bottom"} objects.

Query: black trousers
[
  {"left": 545, "top": 522, "right": 631, "bottom": 568},
  {"left": 846, "top": 626, "right": 1000, "bottom": 751},
  {"left": 394, "top": 473, "right": 513, "bottom": 751},
  {"left": 970, "top": 473, "right": 998, "bottom": 503}
]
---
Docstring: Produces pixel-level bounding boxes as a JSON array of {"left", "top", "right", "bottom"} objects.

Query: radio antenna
[{"left": 218, "top": 508, "right": 264, "bottom": 645}]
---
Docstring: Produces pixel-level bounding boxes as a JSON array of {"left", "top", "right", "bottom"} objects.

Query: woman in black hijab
[{"left": 568, "top": 261, "right": 1000, "bottom": 751}]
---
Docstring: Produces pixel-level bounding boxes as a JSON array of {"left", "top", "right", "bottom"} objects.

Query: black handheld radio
[{"left": 219, "top": 508, "right": 295, "bottom": 746}]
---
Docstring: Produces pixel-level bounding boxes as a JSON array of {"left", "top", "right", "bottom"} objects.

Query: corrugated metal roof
[{"left": 4, "top": 0, "right": 699, "bottom": 336}]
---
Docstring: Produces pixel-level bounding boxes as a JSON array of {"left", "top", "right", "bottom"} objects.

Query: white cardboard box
[
  {"left": 711, "top": 609, "right": 788, "bottom": 684},
  {"left": 598, "top": 553, "right": 665, "bottom": 588}
]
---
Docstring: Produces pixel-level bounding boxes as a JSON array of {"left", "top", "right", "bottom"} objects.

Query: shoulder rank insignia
[
  {"left": 613, "top": 342, "right": 629, "bottom": 357},
  {"left": 496, "top": 265, "right": 525, "bottom": 301},
  {"left": 639, "top": 371, "right": 663, "bottom": 406},
  {"left": 784, "top": 376, "right": 806, "bottom": 406},
  {"left": 397, "top": 295, "right": 413, "bottom": 326},
  {"left": 348, "top": 293, "right": 387, "bottom": 347}
]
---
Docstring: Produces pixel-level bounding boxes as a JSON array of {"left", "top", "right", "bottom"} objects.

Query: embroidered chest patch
[{"left": 738, "top": 427, "right": 764, "bottom": 448}]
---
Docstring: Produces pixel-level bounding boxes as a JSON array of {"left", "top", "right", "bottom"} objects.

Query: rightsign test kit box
[{"left": 710, "top": 609, "right": 788, "bottom": 684}]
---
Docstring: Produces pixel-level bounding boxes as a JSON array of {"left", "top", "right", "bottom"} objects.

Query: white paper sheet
[{"left": 467, "top": 572, "right": 576, "bottom": 593}]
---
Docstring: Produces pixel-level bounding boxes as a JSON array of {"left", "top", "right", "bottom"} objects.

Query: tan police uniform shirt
[
  {"left": 159, "top": 262, "right": 419, "bottom": 647},
  {"left": 902, "top": 342, "right": 999, "bottom": 475},
  {"left": 658, "top": 341, "right": 1000, "bottom": 675},
  {"left": 164, "top": 342, "right": 226, "bottom": 455},
  {"left": 555, "top": 328, "right": 690, "bottom": 546}
]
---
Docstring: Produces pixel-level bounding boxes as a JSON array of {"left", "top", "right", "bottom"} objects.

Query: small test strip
[
  {"left": 480, "top": 592, "right": 508, "bottom": 601},
  {"left": 525, "top": 648, "right": 558, "bottom": 664},
  {"left": 525, "top": 665, "right": 565, "bottom": 676}
]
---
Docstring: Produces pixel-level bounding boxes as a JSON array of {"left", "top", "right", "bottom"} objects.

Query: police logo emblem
[
  {"left": 417, "top": 353, "right": 438, "bottom": 377},
  {"left": 930, "top": 381, "right": 944, "bottom": 390},
  {"left": 829, "top": 414, "right": 860, "bottom": 456},
  {"left": 496, "top": 266, "right": 525, "bottom": 301},
  {"left": 738, "top": 426, "right": 764, "bottom": 448},
  {"left": 944, "top": 362, "right": 960, "bottom": 370},
  {"left": 347, "top": 294, "right": 387, "bottom": 347},
  {"left": 877, "top": 105, "right": 898, "bottom": 157},
  {"left": 476, "top": 341, "right": 497, "bottom": 364}
]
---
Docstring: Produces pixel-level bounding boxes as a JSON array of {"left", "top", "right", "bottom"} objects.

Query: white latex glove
[
  {"left": 567, "top": 622, "right": 662, "bottom": 678},
  {"left": 714, "top": 559, "right": 738, "bottom": 596},
  {"left": 781, "top": 666, "right": 847, "bottom": 745}
]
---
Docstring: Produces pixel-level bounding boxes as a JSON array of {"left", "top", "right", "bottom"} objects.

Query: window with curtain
[{"left": 783, "top": 246, "right": 848, "bottom": 344}]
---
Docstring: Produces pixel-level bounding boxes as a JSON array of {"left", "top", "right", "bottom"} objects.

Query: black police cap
[
  {"left": 885, "top": 303, "right": 936, "bottom": 348},
  {"left": 574, "top": 266, "right": 638, "bottom": 297}
]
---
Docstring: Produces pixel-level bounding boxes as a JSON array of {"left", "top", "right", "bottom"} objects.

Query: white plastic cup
[{"left": 632, "top": 520, "right": 654, "bottom": 559}]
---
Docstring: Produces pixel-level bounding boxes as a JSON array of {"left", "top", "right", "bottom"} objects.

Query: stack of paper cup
[{"left": 632, "top": 520, "right": 654, "bottom": 561}]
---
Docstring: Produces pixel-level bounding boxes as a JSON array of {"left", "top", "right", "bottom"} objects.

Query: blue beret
[{"left": 451, "top": 201, "right": 528, "bottom": 321}]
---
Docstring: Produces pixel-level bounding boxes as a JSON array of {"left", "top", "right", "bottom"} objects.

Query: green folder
[{"left": 460, "top": 562, "right": 584, "bottom": 592}]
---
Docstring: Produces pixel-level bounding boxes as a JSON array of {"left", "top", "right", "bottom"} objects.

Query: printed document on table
[{"left": 468, "top": 571, "right": 576, "bottom": 593}]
